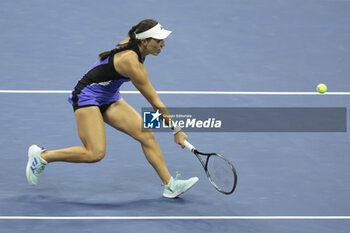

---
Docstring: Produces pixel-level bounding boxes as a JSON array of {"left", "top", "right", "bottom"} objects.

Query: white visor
[{"left": 135, "top": 23, "right": 172, "bottom": 40}]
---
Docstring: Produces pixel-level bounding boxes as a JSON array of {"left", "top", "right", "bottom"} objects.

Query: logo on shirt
[{"left": 143, "top": 110, "right": 162, "bottom": 129}]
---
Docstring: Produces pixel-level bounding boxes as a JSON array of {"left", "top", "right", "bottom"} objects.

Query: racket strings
[{"left": 207, "top": 155, "right": 235, "bottom": 193}]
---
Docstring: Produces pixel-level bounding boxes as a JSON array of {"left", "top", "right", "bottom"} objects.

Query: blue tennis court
[{"left": 1, "top": 0, "right": 350, "bottom": 232}]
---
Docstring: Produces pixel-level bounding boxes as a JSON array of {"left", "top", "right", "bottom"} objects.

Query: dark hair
[{"left": 98, "top": 19, "right": 158, "bottom": 61}]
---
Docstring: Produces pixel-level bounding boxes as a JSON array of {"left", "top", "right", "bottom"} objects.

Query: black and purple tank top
[{"left": 68, "top": 46, "right": 144, "bottom": 108}]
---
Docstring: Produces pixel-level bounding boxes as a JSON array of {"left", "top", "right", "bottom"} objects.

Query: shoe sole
[
  {"left": 163, "top": 177, "right": 199, "bottom": 198},
  {"left": 26, "top": 145, "right": 40, "bottom": 185}
]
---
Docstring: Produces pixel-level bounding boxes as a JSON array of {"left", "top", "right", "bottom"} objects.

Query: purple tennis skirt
[{"left": 68, "top": 79, "right": 129, "bottom": 112}]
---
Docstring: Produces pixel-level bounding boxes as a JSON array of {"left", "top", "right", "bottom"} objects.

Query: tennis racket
[{"left": 184, "top": 140, "right": 237, "bottom": 194}]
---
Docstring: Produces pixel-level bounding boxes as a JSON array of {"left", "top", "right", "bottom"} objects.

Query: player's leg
[
  {"left": 102, "top": 98, "right": 171, "bottom": 185},
  {"left": 27, "top": 106, "right": 107, "bottom": 185},
  {"left": 103, "top": 99, "right": 199, "bottom": 198},
  {"left": 40, "top": 106, "right": 106, "bottom": 163}
]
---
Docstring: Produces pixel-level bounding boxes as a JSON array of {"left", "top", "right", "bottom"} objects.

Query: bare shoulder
[
  {"left": 114, "top": 49, "right": 139, "bottom": 67},
  {"left": 118, "top": 37, "right": 130, "bottom": 45},
  {"left": 114, "top": 50, "right": 144, "bottom": 77}
]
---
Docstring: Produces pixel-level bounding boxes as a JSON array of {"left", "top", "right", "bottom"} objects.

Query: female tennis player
[{"left": 26, "top": 19, "right": 198, "bottom": 198}]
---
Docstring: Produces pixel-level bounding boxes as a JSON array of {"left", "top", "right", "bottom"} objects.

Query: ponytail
[
  {"left": 98, "top": 19, "right": 158, "bottom": 61},
  {"left": 98, "top": 25, "right": 140, "bottom": 61},
  {"left": 98, "top": 48, "right": 119, "bottom": 61}
]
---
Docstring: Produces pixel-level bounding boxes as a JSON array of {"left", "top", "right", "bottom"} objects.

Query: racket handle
[{"left": 184, "top": 140, "right": 196, "bottom": 152}]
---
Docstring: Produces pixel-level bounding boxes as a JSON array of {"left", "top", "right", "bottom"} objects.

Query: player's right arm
[
  {"left": 114, "top": 51, "right": 165, "bottom": 111},
  {"left": 114, "top": 51, "right": 188, "bottom": 147}
]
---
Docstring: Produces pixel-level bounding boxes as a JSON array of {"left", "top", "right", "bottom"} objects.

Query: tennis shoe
[
  {"left": 26, "top": 145, "right": 47, "bottom": 185},
  {"left": 163, "top": 172, "right": 199, "bottom": 198}
]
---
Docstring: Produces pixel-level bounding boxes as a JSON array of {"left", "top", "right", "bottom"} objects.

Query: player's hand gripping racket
[{"left": 184, "top": 140, "right": 237, "bottom": 194}]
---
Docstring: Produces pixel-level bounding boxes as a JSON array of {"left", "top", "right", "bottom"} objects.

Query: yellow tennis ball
[{"left": 317, "top": 83, "right": 327, "bottom": 94}]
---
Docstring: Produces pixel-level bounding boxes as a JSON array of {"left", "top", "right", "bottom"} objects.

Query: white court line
[
  {"left": 0, "top": 216, "right": 350, "bottom": 220},
  {"left": 0, "top": 90, "right": 350, "bottom": 95}
]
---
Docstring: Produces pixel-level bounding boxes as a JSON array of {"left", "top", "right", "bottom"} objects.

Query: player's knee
[
  {"left": 86, "top": 148, "right": 106, "bottom": 163},
  {"left": 136, "top": 130, "right": 156, "bottom": 145}
]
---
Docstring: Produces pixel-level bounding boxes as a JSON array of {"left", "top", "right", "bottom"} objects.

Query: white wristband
[{"left": 170, "top": 125, "right": 182, "bottom": 135}]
